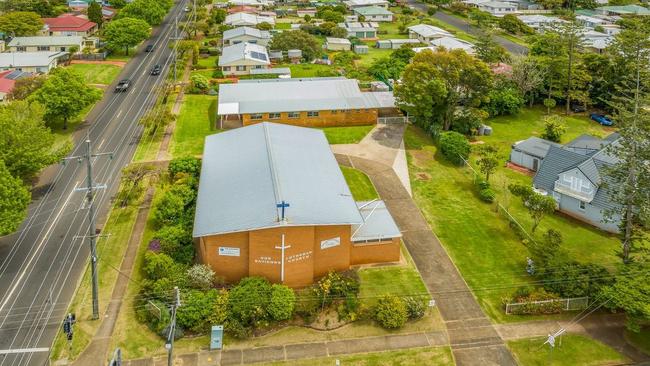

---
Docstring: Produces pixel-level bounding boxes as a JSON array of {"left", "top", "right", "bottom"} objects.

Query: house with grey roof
[
  {"left": 408, "top": 24, "right": 452, "bottom": 43},
  {"left": 222, "top": 27, "right": 271, "bottom": 47},
  {"left": 225, "top": 12, "right": 275, "bottom": 26},
  {"left": 344, "top": 0, "right": 389, "bottom": 9},
  {"left": 193, "top": 122, "right": 402, "bottom": 287},
  {"left": 217, "top": 77, "right": 398, "bottom": 128},
  {"left": 477, "top": 1, "right": 517, "bottom": 17},
  {"left": 509, "top": 137, "right": 562, "bottom": 171},
  {"left": 337, "top": 22, "right": 379, "bottom": 39},
  {"left": 0, "top": 51, "right": 67, "bottom": 73},
  {"left": 218, "top": 42, "right": 270, "bottom": 76},
  {"left": 353, "top": 6, "right": 394, "bottom": 21},
  {"left": 8, "top": 36, "right": 85, "bottom": 53},
  {"left": 531, "top": 133, "right": 621, "bottom": 232}
]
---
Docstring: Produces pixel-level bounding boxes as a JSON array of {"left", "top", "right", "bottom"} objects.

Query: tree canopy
[
  {"left": 119, "top": 0, "right": 167, "bottom": 25},
  {"left": 0, "top": 160, "right": 30, "bottom": 236},
  {"left": 269, "top": 30, "right": 321, "bottom": 61},
  {"left": 88, "top": 1, "right": 103, "bottom": 28},
  {"left": 103, "top": 17, "right": 151, "bottom": 55},
  {"left": 0, "top": 11, "right": 44, "bottom": 36},
  {"left": 31, "top": 68, "right": 102, "bottom": 130}
]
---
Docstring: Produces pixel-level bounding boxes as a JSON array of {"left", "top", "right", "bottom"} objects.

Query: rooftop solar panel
[{"left": 250, "top": 51, "right": 268, "bottom": 61}]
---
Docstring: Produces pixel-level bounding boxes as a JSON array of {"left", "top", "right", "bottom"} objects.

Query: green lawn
[
  {"left": 322, "top": 125, "right": 373, "bottom": 144},
  {"left": 275, "top": 22, "right": 292, "bottom": 30},
  {"left": 404, "top": 107, "right": 620, "bottom": 322},
  {"left": 341, "top": 166, "right": 378, "bottom": 201},
  {"left": 190, "top": 69, "right": 216, "bottom": 79},
  {"left": 196, "top": 55, "right": 218, "bottom": 68},
  {"left": 278, "top": 63, "right": 339, "bottom": 78},
  {"left": 169, "top": 94, "right": 220, "bottom": 157},
  {"left": 107, "top": 47, "right": 137, "bottom": 61},
  {"left": 626, "top": 328, "right": 650, "bottom": 356},
  {"left": 508, "top": 334, "right": 629, "bottom": 366},
  {"left": 257, "top": 347, "right": 454, "bottom": 366},
  {"left": 67, "top": 63, "right": 122, "bottom": 85}
]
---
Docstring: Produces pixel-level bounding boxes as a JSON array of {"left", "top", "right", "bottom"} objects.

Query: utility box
[{"left": 210, "top": 325, "right": 224, "bottom": 350}]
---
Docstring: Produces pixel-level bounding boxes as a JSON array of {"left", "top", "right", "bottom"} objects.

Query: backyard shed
[
  {"left": 325, "top": 37, "right": 352, "bottom": 51},
  {"left": 353, "top": 44, "right": 368, "bottom": 54}
]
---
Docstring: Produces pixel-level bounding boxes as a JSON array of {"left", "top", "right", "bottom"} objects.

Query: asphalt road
[
  {"left": 406, "top": 0, "right": 529, "bottom": 54},
  {"left": 0, "top": 1, "right": 187, "bottom": 365}
]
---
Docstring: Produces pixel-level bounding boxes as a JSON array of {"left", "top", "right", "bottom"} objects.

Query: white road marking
[
  {"left": 116, "top": 110, "right": 122, "bottom": 119},
  {"left": 0, "top": 347, "right": 49, "bottom": 355},
  {"left": 0, "top": 182, "right": 79, "bottom": 315}
]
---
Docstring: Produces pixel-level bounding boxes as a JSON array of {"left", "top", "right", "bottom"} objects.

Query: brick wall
[{"left": 241, "top": 109, "right": 378, "bottom": 127}]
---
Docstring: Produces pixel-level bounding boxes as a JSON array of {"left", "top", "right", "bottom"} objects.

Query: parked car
[
  {"left": 571, "top": 103, "right": 586, "bottom": 113},
  {"left": 150, "top": 64, "right": 161, "bottom": 76},
  {"left": 184, "top": 6, "right": 190, "bottom": 11},
  {"left": 590, "top": 113, "right": 614, "bottom": 126},
  {"left": 115, "top": 79, "right": 131, "bottom": 93},
  {"left": 145, "top": 44, "right": 154, "bottom": 52}
]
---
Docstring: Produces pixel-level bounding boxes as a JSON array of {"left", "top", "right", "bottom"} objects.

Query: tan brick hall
[{"left": 193, "top": 122, "right": 402, "bottom": 287}]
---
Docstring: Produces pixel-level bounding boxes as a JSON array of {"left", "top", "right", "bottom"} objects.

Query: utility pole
[
  {"left": 166, "top": 287, "right": 181, "bottom": 366},
  {"left": 109, "top": 348, "right": 122, "bottom": 366},
  {"left": 63, "top": 137, "right": 112, "bottom": 320},
  {"left": 173, "top": 14, "right": 178, "bottom": 83}
]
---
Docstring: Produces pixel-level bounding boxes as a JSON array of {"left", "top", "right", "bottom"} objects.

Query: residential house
[
  {"left": 217, "top": 77, "right": 398, "bottom": 127},
  {"left": 344, "top": 0, "right": 389, "bottom": 8},
  {"left": 194, "top": 122, "right": 402, "bottom": 287},
  {"left": 297, "top": 8, "right": 317, "bottom": 17},
  {"left": 227, "top": 5, "right": 260, "bottom": 14},
  {"left": 353, "top": 6, "right": 394, "bottom": 21},
  {"left": 218, "top": 42, "right": 270, "bottom": 76},
  {"left": 0, "top": 70, "right": 32, "bottom": 101},
  {"left": 413, "top": 36, "right": 475, "bottom": 54},
  {"left": 325, "top": 37, "right": 352, "bottom": 51},
  {"left": 461, "top": 0, "right": 490, "bottom": 7},
  {"left": 8, "top": 36, "right": 84, "bottom": 53},
  {"left": 408, "top": 24, "right": 452, "bottom": 43},
  {"left": 0, "top": 52, "right": 67, "bottom": 73},
  {"left": 337, "top": 22, "right": 378, "bottom": 39},
  {"left": 532, "top": 133, "right": 622, "bottom": 232},
  {"left": 582, "top": 30, "right": 612, "bottom": 53},
  {"left": 225, "top": 12, "right": 276, "bottom": 26},
  {"left": 595, "top": 5, "right": 650, "bottom": 16},
  {"left": 229, "top": 0, "right": 273, "bottom": 7},
  {"left": 509, "top": 137, "right": 562, "bottom": 171},
  {"left": 477, "top": 1, "right": 517, "bottom": 17},
  {"left": 222, "top": 27, "right": 271, "bottom": 47},
  {"left": 516, "top": 15, "right": 565, "bottom": 31},
  {"left": 43, "top": 14, "right": 98, "bottom": 36}
]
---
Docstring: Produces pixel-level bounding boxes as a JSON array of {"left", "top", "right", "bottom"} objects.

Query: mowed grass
[
  {"left": 404, "top": 108, "right": 620, "bottom": 322},
  {"left": 256, "top": 347, "right": 454, "bottom": 366},
  {"left": 277, "top": 63, "right": 339, "bottom": 78},
  {"left": 67, "top": 63, "right": 122, "bottom": 85},
  {"left": 170, "top": 94, "right": 220, "bottom": 157},
  {"left": 508, "top": 334, "right": 629, "bottom": 366},
  {"left": 341, "top": 166, "right": 379, "bottom": 201},
  {"left": 322, "top": 125, "right": 373, "bottom": 144}
]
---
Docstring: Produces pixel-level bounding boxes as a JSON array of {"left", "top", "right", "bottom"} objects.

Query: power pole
[
  {"left": 109, "top": 348, "right": 122, "bottom": 366},
  {"left": 166, "top": 287, "right": 181, "bottom": 366},
  {"left": 63, "top": 138, "right": 112, "bottom": 320},
  {"left": 173, "top": 15, "right": 178, "bottom": 83}
]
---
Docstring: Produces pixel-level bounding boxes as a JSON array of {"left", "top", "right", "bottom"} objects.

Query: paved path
[{"left": 405, "top": 0, "right": 528, "bottom": 55}]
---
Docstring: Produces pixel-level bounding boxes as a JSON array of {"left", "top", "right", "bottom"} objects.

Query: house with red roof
[
  {"left": 0, "top": 70, "right": 33, "bottom": 102},
  {"left": 42, "top": 14, "right": 98, "bottom": 37}
]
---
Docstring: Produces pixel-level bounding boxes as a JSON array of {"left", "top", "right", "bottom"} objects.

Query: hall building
[{"left": 193, "top": 122, "right": 402, "bottom": 287}]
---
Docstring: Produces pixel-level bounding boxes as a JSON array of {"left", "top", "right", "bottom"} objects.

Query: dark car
[
  {"left": 590, "top": 113, "right": 614, "bottom": 126},
  {"left": 570, "top": 103, "right": 586, "bottom": 113},
  {"left": 145, "top": 44, "right": 154, "bottom": 52},
  {"left": 115, "top": 79, "right": 131, "bottom": 92},
  {"left": 150, "top": 64, "right": 161, "bottom": 76}
]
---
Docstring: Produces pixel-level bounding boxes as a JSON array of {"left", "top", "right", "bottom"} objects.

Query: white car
[{"left": 184, "top": 6, "right": 190, "bottom": 11}]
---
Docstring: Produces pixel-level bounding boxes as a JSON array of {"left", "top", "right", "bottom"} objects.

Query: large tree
[
  {"left": 604, "top": 22, "right": 650, "bottom": 263},
  {"left": 269, "top": 30, "right": 321, "bottom": 61},
  {"left": 509, "top": 183, "right": 557, "bottom": 233},
  {"left": 88, "top": 0, "right": 103, "bottom": 28},
  {"left": 119, "top": 0, "right": 167, "bottom": 25},
  {"left": 394, "top": 49, "right": 493, "bottom": 132},
  {"left": 601, "top": 260, "right": 650, "bottom": 331},
  {"left": 510, "top": 55, "right": 545, "bottom": 107},
  {"left": 0, "top": 101, "right": 65, "bottom": 182},
  {"left": 0, "top": 11, "right": 44, "bottom": 36},
  {"left": 31, "top": 68, "right": 102, "bottom": 130},
  {"left": 103, "top": 17, "right": 151, "bottom": 55},
  {"left": 0, "top": 160, "right": 31, "bottom": 236},
  {"left": 7, "top": 75, "right": 46, "bottom": 101},
  {"left": 0, "top": 0, "right": 57, "bottom": 17}
]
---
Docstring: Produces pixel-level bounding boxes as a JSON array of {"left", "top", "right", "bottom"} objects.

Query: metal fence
[
  {"left": 72, "top": 51, "right": 108, "bottom": 61},
  {"left": 505, "top": 296, "right": 589, "bottom": 315},
  {"left": 377, "top": 116, "right": 411, "bottom": 124}
]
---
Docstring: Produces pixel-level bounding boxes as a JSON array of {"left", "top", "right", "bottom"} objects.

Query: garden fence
[
  {"left": 377, "top": 116, "right": 411, "bottom": 124},
  {"left": 505, "top": 296, "right": 589, "bottom": 315}
]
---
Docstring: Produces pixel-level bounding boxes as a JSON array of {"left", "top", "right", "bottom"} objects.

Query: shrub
[
  {"left": 176, "top": 289, "right": 220, "bottom": 333},
  {"left": 315, "top": 271, "right": 360, "bottom": 308},
  {"left": 294, "top": 287, "right": 320, "bottom": 320},
  {"left": 226, "top": 319, "right": 252, "bottom": 339},
  {"left": 373, "top": 295, "right": 408, "bottom": 329},
  {"left": 268, "top": 284, "right": 296, "bottom": 321},
  {"left": 439, "top": 131, "right": 470, "bottom": 165},
  {"left": 485, "top": 85, "right": 524, "bottom": 117},
  {"left": 541, "top": 261, "right": 611, "bottom": 298},
  {"left": 404, "top": 297, "right": 426, "bottom": 320},
  {"left": 212, "top": 69, "right": 224, "bottom": 78},
  {"left": 154, "top": 224, "right": 191, "bottom": 256},
  {"left": 153, "top": 183, "right": 196, "bottom": 228},
  {"left": 479, "top": 188, "right": 496, "bottom": 203},
  {"left": 190, "top": 74, "right": 209, "bottom": 93},
  {"left": 187, "top": 264, "right": 215, "bottom": 290},
  {"left": 228, "top": 277, "right": 273, "bottom": 326},
  {"left": 143, "top": 251, "right": 176, "bottom": 280},
  {"left": 207, "top": 289, "right": 229, "bottom": 326},
  {"left": 506, "top": 287, "right": 563, "bottom": 315},
  {"left": 168, "top": 156, "right": 201, "bottom": 179},
  {"left": 541, "top": 116, "right": 566, "bottom": 143}
]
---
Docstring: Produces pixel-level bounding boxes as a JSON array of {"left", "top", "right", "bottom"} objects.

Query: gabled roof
[
  {"left": 222, "top": 26, "right": 270, "bottom": 40},
  {"left": 353, "top": 6, "right": 393, "bottom": 15},
  {"left": 344, "top": 0, "right": 389, "bottom": 6},
  {"left": 0, "top": 52, "right": 67, "bottom": 68},
  {"left": 407, "top": 24, "right": 452, "bottom": 38},
  {"left": 43, "top": 14, "right": 96, "bottom": 32},
  {"left": 352, "top": 200, "right": 402, "bottom": 241},
  {"left": 338, "top": 22, "right": 379, "bottom": 31},
  {"left": 479, "top": 1, "right": 516, "bottom": 7},
  {"left": 597, "top": 4, "right": 650, "bottom": 15},
  {"left": 429, "top": 36, "right": 475, "bottom": 53},
  {"left": 9, "top": 36, "right": 83, "bottom": 47},
  {"left": 533, "top": 145, "right": 589, "bottom": 193},
  {"left": 193, "top": 122, "right": 363, "bottom": 237},
  {"left": 565, "top": 134, "right": 607, "bottom": 155},
  {"left": 217, "top": 77, "right": 395, "bottom": 115},
  {"left": 512, "top": 136, "right": 562, "bottom": 159},
  {"left": 218, "top": 42, "right": 270, "bottom": 66},
  {"left": 326, "top": 37, "right": 352, "bottom": 45},
  {"left": 225, "top": 12, "right": 275, "bottom": 25}
]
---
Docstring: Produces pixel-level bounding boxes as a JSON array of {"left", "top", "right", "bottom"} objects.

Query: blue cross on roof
[{"left": 276, "top": 201, "right": 290, "bottom": 221}]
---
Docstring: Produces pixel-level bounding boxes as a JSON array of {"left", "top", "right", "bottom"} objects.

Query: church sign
[
  {"left": 320, "top": 237, "right": 340, "bottom": 250},
  {"left": 218, "top": 247, "right": 240, "bottom": 257}
]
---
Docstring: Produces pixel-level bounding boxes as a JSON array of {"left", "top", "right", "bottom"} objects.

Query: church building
[{"left": 193, "top": 122, "right": 402, "bottom": 287}]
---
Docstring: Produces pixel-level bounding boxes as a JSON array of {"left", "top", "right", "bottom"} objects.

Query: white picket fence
[
  {"left": 377, "top": 116, "right": 411, "bottom": 124},
  {"left": 505, "top": 296, "right": 589, "bottom": 315}
]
